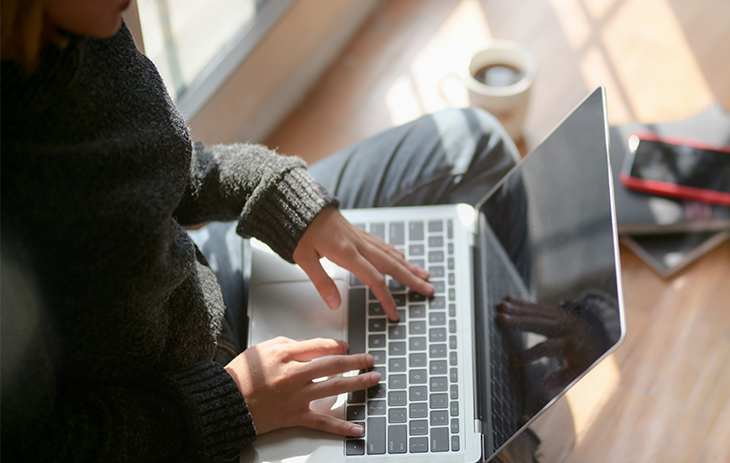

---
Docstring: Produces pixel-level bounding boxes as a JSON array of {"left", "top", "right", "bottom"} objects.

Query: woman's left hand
[{"left": 293, "top": 206, "right": 433, "bottom": 321}]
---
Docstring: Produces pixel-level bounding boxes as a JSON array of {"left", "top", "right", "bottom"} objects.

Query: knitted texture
[{"left": 1, "top": 22, "right": 335, "bottom": 462}]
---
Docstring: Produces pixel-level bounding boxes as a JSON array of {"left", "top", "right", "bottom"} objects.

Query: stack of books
[{"left": 611, "top": 102, "right": 730, "bottom": 278}]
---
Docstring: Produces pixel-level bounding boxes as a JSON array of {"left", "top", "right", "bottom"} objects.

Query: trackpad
[{"left": 248, "top": 280, "right": 347, "bottom": 347}]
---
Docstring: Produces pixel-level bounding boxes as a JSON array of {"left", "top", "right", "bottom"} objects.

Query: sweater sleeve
[{"left": 174, "top": 141, "right": 339, "bottom": 262}]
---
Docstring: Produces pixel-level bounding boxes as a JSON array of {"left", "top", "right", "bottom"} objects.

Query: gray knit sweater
[{"left": 0, "top": 24, "right": 337, "bottom": 462}]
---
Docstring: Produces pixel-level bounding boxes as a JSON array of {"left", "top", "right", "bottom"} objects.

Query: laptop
[{"left": 241, "top": 87, "right": 626, "bottom": 462}]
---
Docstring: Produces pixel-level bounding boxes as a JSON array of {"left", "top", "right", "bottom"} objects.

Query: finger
[
  {"left": 360, "top": 234, "right": 431, "bottom": 283},
  {"left": 306, "top": 370, "right": 381, "bottom": 402},
  {"left": 295, "top": 248, "right": 342, "bottom": 310},
  {"left": 299, "top": 412, "right": 366, "bottom": 437},
  {"left": 257, "top": 336, "right": 295, "bottom": 348},
  {"left": 347, "top": 254, "right": 400, "bottom": 321},
  {"left": 285, "top": 338, "right": 350, "bottom": 361},
  {"left": 515, "top": 338, "right": 565, "bottom": 366},
  {"left": 497, "top": 312, "right": 562, "bottom": 336},
  {"left": 301, "top": 353, "right": 374, "bottom": 379}
]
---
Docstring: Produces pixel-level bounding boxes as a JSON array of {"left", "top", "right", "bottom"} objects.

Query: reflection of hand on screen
[{"left": 496, "top": 296, "right": 603, "bottom": 392}]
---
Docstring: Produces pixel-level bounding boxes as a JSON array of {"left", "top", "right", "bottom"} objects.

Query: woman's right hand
[{"left": 224, "top": 336, "right": 379, "bottom": 436}]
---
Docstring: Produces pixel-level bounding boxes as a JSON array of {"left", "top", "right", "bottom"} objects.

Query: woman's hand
[
  {"left": 225, "top": 337, "right": 379, "bottom": 436},
  {"left": 293, "top": 206, "right": 433, "bottom": 321}
]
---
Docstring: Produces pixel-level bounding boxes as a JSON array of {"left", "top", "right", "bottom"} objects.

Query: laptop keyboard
[{"left": 345, "top": 219, "right": 462, "bottom": 455}]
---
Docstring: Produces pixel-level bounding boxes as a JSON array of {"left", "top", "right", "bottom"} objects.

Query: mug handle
[{"left": 438, "top": 71, "right": 466, "bottom": 107}]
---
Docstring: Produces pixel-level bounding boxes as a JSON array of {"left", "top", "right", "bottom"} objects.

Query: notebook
[{"left": 241, "top": 87, "right": 625, "bottom": 462}]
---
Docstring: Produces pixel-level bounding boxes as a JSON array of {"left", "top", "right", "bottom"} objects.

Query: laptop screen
[{"left": 475, "top": 87, "right": 625, "bottom": 457}]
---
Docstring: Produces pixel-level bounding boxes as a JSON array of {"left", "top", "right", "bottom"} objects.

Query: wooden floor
[{"left": 266, "top": 0, "right": 730, "bottom": 461}]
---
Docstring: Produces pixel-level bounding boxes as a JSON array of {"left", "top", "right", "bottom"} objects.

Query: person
[{"left": 1, "top": 1, "right": 528, "bottom": 461}]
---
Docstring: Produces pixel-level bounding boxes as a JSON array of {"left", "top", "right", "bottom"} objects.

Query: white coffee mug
[{"left": 461, "top": 41, "right": 537, "bottom": 141}]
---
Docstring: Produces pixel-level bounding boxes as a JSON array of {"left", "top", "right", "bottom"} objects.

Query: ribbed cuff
[
  {"left": 237, "top": 168, "right": 339, "bottom": 262},
  {"left": 168, "top": 361, "right": 255, "bottom": 461}
]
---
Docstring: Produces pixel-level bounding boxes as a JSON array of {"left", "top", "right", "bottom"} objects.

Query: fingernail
[
  {"left": 350, "top": 424, "right": 364, "bottom": 436},
  {"left": 369, "top": 371, "right": 382, "bottom": 382}
]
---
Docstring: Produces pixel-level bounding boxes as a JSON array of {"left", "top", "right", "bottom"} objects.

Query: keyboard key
[
  {"left": 388, "top": 424, "right": 408, "bottom": 454},
  {"left": 431, "top": 427, "right": 450, "bottom": 452},
  {"left": 409, "top": 369, "right": 428, "bottom": 384},
  {"left": 428, "top": 250, "right": 445, "bottom": 263},
  {"left": 451, "top": 418, "right": 460, "bottom": 434},
  {"left": 447, "top": 257, "right": 455, "bottom": 270},
  {"left": 447, "top": 220, "right": 453, "bottom": 239},
  {"left": 368, "top": 400, "right": 386, "bottom": 416},
  {"left": 409, "top": 402, "right": 428, "bottom": 418},
  {"left": 450, "top": 401, "right": 459, "bottom": 416},
  {"left": 430, "top": 410, "right": 449, "bottom": 426},
  {"left": 409, "top": 291, "right": 427, "bottom": 303},
  {"left": 410, "top": 437, "right": 429, "bottom": 453},
  {"left": 430, "top": 376, "right": 448, "bottom": 392},
  {"left": 409, "top": 420, "right": 428, "bottom": 436},
  {"left": 388, "top": 374, "right": 407, "bottom": 390},
  {"left": 449, "top": 335, "right": 457, "bottom": 349},
  {"left": 348, "top": 288, "right": 366, "bottom": 354},
  {"left": 388, "top": 279, "right": 405, "bottom": 292},
  {"left": 369, "top": 318, "right": 387, "bottom": 332},
  {"left": 429, "top": 265, "right": 445, "bottom": 278},
  {"left": 369, "top": 334, "right": 386, "bottom": 348},
  {"left": 409, "top": 352, "right": 427, "bottom": 368},
  {"left": 430, "top": 327, "right": 447, "bottom": 342},
  {"left": 409, "top": 244, "right": 425, "bottom": 256},
  {"left": 449, "top": 303, "right": 456, "bottom": 317},
  {"left": 388, "top": 392, "right": 407, "bottom": 408},
  {"left": 389, "top": 342, "right": 406, "bottom": 356},
  {"left": 388, "top": 326, "right": 406, "bottom": 340},
  {"left": 429, "top": 344, "right": 448, "bottom": 358},
  {"left": 428, "top": 220, "right": 443, "bottom": 233},
  {"left": 448, "top": 273, "right": 455, "bottom": 285},
  {"left": 409, "top": 386, "right": 428, "bottom": 401},
  {"left": 409, "top": 320, "right": 426, "bottom": 335},
  {"left": 347, "top": 405, "right": 365, "bottom": 421},
  {"left": 430, "top": 297, "right": 446, "bottom": 310},
  {"left": 409, "top": 304, "right": 427, "bottom": 318},
  {"left": 409, "top": 258, "right": 425, "bottom": 268},
  {"left": 389, "top": 408, "right": 407, "bottom": 423},
  {"left": 370, "top": 350, "right": 386, "bottom": 365},
  {"left": 450, "top": 351, "right": 458, "bottom": 366},
  {"left": 368, "top": 302, "right": 385, "bottom": 316},
  {"left": 389, "top": 223, "right": 405, "bottom": 245},
  {"left": 433, "top": 280, "right": 446, "bottom": 294},
  {"left": 449, "top": 319, "right": 457, "bottom": 333},
  {"left": 448, "top": 242, "right": 454, "bottom": 255},
  {"left": 392, "top": 294, "right": 406, "bottom": 307},
  {"left": 450, "top": 367, "right": 458, "bottom": 383},
  {"left": 428, "top": 235, "right": 444, "bottom": 247},
  {"left": 346, "top": 439, "right": 365, "bottom": 455},
  {"left": 368, "top": 383, "right": 386, "bottom": 399},
  {"left": 430, "top": 393, "right": 449, "bottom": 409},
  {"left": 348, "top": 390, "right": 366, "bottom": 404},
  {"left": 451, "top": 435, "right": 460, "bottom": 451},
  {"left": 430, "top": 360, "right": 448, "bottom": 375},
  {"left": 370, "top": 223, "right": 385, "bottom": 240},
  {"left": 449, "top": 288, "right": 456, "bottom": 302},
  {"left": 367, "top": 417, "right": 386, "bottom": 454},
  {"left": 409, "top": 221, "right": 424, "bottom": 241},
  {"left": 450, "top": 384, "right": 459, "bottom": 400},
  {"left": 388, "top": 357, "right": 406, "bottom": 372},
  {"left": 409, "top": 337, "right": 427, "bottom": 351}
]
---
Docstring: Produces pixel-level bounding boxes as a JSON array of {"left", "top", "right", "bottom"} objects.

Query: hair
[{"left": 1, "top": 0, "right": 68, "bottom": 72}]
